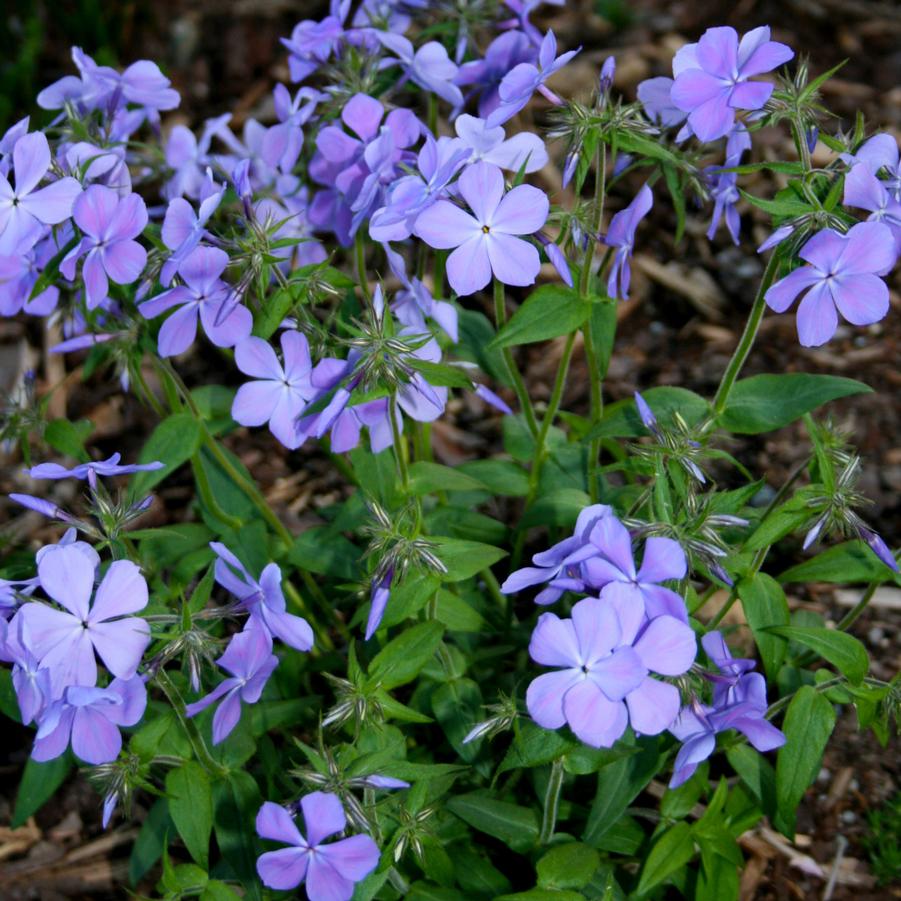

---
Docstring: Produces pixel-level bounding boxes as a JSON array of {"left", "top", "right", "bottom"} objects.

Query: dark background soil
[{"left": 0, "top": 0, "right": 899, "bottom": 898}]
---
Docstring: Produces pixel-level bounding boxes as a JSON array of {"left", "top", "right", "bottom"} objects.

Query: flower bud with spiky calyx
[
  {"left": 1, "top": 370, "right": 46, "bottom": 458},
  {"left": 362, "top": 500, "right": 447, "bottom": 586},
  {"left": 88, "top": 752, "right": 152, "bottom": 828},
  {"left": 631, "top": 405, "right": 712, "bottom": 486},
  {"left": 462, "top": 691, "right": 519, "bottom": 744}
]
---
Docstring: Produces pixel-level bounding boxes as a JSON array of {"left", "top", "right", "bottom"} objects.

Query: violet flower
[
  {"left": 377, "top": 33, "right": 464, "bottom": 107},
  {"left": 527, "top": 596, "right": 697, "bottom": 748},
  {"left": 140, "top": 246, "right": 251, "bottom": 357},
  {"left": 638, "top": 77, "right": 688, "bottom": 132},
  {"left": 210, "top": 542, "right": 314, "bottom": 652},
  {"left": 185, "top": 627, "right": 279, "bottom": 745},
  {"left": 26, "top": 453, "right": 163, "bottom": 485},
  {"left": 3, "top": 617, "right": 51, "bottom": 724},
  {"left": 0, "top": 132, "right": 82, "bottom": 254},
  {"left": 159, "top": 179, "right": 224, "bottom": 285},
  {"left": 413, "top": 161, "right": 549, "bottom": 296},
  {"left": 455, "top": 31, "right": 536, "bottom": 120},
  {"left": 61, "top": 185, "right": 148, "bottom": 309},
  {"left": 670, "top": 26, "right": 793, "bottom": 142},
  {"left": 454, "top": 114, "right": 548, "bottom": 173},
  {"left": 262, "top": 84, "right": 323, "bottom": 174},
  {"left": 842, "top": 133, "right": 901, "bottom": 201},
  {"left": 32, "top": 675, "right": 147, "bottom": 765},
  {"left": 366, "top": 568, "right": 393, "bottom": 640},
  {"left": 17, "top": 545, "right": 150, "bottom": 687},
  {"left": 255, "top": 792, "right": 380, "bottom": 898},
  {"left": 603, "top": 184, "right": 653, "bottom": 300},
  {"left": 580, "top": 515, "right": 689, "bottom": 627},
  {"left": 231, "top": 331, "right": 318, "bottom": 450},
  {"left": 843, "top": 164, "right": 901, "bottom": 253},
  {"left": 487, "top": 30, "right": 579, "bottom": 126},
  {"left": 383, "top": 243, "right": 458, "bottom": 340},
  {"left": 501, "top": 504, "right": 613, "bottom": 604},
  {"left": 281, "top": 1, "right": 350, "bottom": 83},
  {"left": 764, "top": 221, "right": 896, "bottom": 347}
]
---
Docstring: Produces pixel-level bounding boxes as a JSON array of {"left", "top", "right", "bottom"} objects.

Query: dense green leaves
[
  {"left": 431, "top": 536, "right": 507, "bottom": 581},
  {"left": 212, "top": 771, "right": 263, "bottom": 901},
  {"left": 718, "top": 374, "right": 871, "bottom": 434},
  {"left": 636, "top": 822, "right": 696, "bottom": 895},
  {"left": 367, "top": 621, "right": 445, "bottom": 689},
  {"left": 133, "top": 412, "right": 202, "bottom": 494},
  {"left": 537, "top": 843, "right": 600, "bottom": 890},
  {"left": 587, "top": 387, "right": 709, "bottom": 439},
  {"left": 738, "top": 574, "right": 790, "bottom": 681}
]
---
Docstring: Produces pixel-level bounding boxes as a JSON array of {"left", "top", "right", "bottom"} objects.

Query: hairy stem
[{"left": 539, "top": 758, "right": 566, "bottom": 844}]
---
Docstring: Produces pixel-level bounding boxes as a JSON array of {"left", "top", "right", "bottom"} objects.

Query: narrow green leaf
[
  {"left": 738, "top": 574, "right": 790, "bottom": 681},
  {"left": 490, "top": 285, "right": 591, "bottom": 349},
  {"left": 537, "top": 843, "right": 600, "bottom": 890},
  {"left": 408, "top": 461, "right": 490, "bottom": 494},
  {"left": 636, "top": 822, "right": 695, "bottom": 895},
  {"left": 774, "top": 686, "right": 836, "bottom": 837},
  {"left": 431, "top": 536, "right": 507, "bottom": 582},
  {"left": 13, "top": 755, "right": 73, "bottom": 827},
  {"left": 44, "top": 418, "right": 92, "bottom": 461},
  {"left": 212, "top": 771, "right": 263, "bottom": 901},
  {"left": 719, "top": 374, "right": 871, "bottom": 434},
  {"left": 779, "top": 540, "right": 898, "bottom": 584},
  {"left": 166, "top": 761, "right": 213, "bottom": 868},
  {"left": 766, "top": 626, "right": 869, "bottom": 683},
  {"left": 446, "top": 792, "right": 539, "bottom": 853},
  {"left": 133, "top": 412, "right": 202, "bottom": 495},
  {"left": 367, "top": 621, "right": 445, "bottom": 690},
  {"left": 586, "top": 387, "right": 709, "bottom": 440}
]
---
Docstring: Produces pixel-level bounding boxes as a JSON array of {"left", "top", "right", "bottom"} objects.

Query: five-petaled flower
[
  {"left": 413, "top": 161, "right": 548, "bottom": 296},
  {"left": 255, "top": 792, "right": 380, "bottom": 900}
]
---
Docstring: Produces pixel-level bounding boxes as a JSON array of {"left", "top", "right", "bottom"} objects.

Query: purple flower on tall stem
[
  {"left": 255, "top": 792, "right": 380, "bottom": 898},
  {"left": 487, "top": 30, "right": 579, "bottom": 126},
  {"left": 764, "top": 221, "right": 896, "bottom": 347},
  {"left": 527, "top": 597, "right": 697, "bottom": 748},
  {"left": 17, "top": 545, "right": 150, "bottom": 687},
  {"left": 413, "top": 161, "right": 548, "bottom": 296},
  {"left": 0, "top": 132, "right": 82, "bottom": 254},
  {"left": 603, "top": 184, "right": 652, "bottom": 300},
  {"left": 185, "top": 628, "right": 278, "bottom": 745},
  {"left": 455, "top": 30, "right": 537, "bottom": 120},
  {"left": 670, "top": 26, "right": 793, "bottom": 142},
  {"left": 140, "top": 247, "right": 251, "bottom": 357},
  {"left": 61, "top": 185, "right": 147, "bottom": 309},
  {"left": 210, "top": 542, "right": 314, "bottom": 652},
  {"left": 231, "top": 331, "right": 318, "bottom": 450},
  {"left": 32, "top": 675, "right": 146, "bottom": 765}
]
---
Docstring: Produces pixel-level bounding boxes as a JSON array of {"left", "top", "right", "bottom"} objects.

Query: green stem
[
  {"left": 355, "top": 231, "right": 371, "bottom": 302},
  {"left": 712, "top": 253, "right": 781, "bottom": 415},
  {"left": 191, "top": 454, "right": 242, "bottom": 530},
  {"left": 539, "top": 758, "right": 565, "bottom": 844},
  {"left": 835, "top": 581, "right": 879, "bottom": 632},
  {"left": 494, "top": 279, "right": 538, "bottom": 436},
  {"left": 155, "top": 670, "right": 228, "bottom": 778},
  {"left": 389, "top": 400, "right": 410, "bottom": 490}
]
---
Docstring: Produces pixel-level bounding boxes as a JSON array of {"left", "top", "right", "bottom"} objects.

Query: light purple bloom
[
  {"left": 604, "top": 184, "right": 652, "bottom": 300},
  {"left": 455, "top": 30, "right": 537, "bottom": 119},
  {"left": 3, "top": 616, "right": 51, "bottom": 724},
  {"left": 764, "top": 221, "right": 896, "bottom": 347},
  {"left": 383, "top": 243, "right": 458, "bottom": 340},
  {"left": 377, "top": 33, "right": 464, "bottom": 107},
  {"left": 454, "top": 114, "right": 547, "bottom": 173},
  {"left": 0, "top": 132, "right": 82, "bottom": 254},
  {"left": 0, "top": 116, "right": 30, "bottom": 177},
  {"left": 210, "top": 543, "right": 314, "bottom": 652},
  {"left": 164, "top": 115, "right": 240, "bottom": 201},
  {"left": 366, "top": 568, "right": 393, "bottom": 640},
  {"left": 669, "top": 633, "right": 785, "bottom": 788},
  {"left": 26, "top": 453, "right": 163, "bottom": 484},
  {"left": 501, "top": 504, "right": 614, "bottom": 605},
  {"left": 413, "top": 161, "right": 548, "bottom": 296},
  {"left": 185, "top": 627, "right": 278, "bottom": 745},
  {"left": 281, "top": 2, "right": 349, "bottom": 83},
  {"left": 262, "top": 84, "right": 323, "bottom": 174},
  {"left": 527, "top": 596, "right": 697, "bottom": 748},
  {"left": 61, "top": 185, "right": 147, "bottom": 309},
  {"left": 231, "top": 331, "right": 318, "bottom": 450},
  {"left": 140, "top": 247, "right": 251, "bottom": 357},
  {"left": 637, "top": 77, "right": 687, "bottom": 131},
  {"left": 581, "top": 515, "right": 689, "bottom": 627},
  {"left": 670, "top": 26, "right": 793, "bottom": 142},
  {"left": 857, "top": 525, "right": 898, "bottom": 572},
  {"left": 159, "top": 179, "right": 223, "bottom": 286},
  {"left": 842, "top": 133, "right": 901, "bottom": 201},
  {"left": 17, "top": 546, "right": 150, "bottom": 687},
  {"left": 843, "top": 164, "right": 901, "bottom": 253},
  {"left": 487, "top": 30, "right": 579, "bottom": 126},
  {"left": 32, "top": 675, "right": 147, "bottom": 765},
  {"left": 0, "top": 230, "right": 62, "bottom": 317},
  {"left": 255, "top": 792, "right": 380, "bottom": 899}
]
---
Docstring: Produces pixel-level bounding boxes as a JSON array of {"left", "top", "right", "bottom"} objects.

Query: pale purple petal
[
  {"left": 38, "top": 544, "right": 94, "bottom": 618},
  {"left": 636, "top": 537, "right": 687, "bottom": 583},
  {"left": 458, "top": 161, "right": 504, "bottom": 225},
  {"left": 837, "top": 221, "right": 896, "bottom": 275},
  {"left": 446, "top": 235, "right": 492, "bottom": 296},
  {"left": 305, "top": 857, "right": 356, "bottom": 901},
  {"left": 71, "top": 706, "right": 122, "bottom": 764},
  {"left": 529, "top": 611, "right": 581, "bottom": 667},
  {"left": 301, "top": 791, "right": 347, "bottom": 846},
  {"left": 157, "top": 304, "right": 199, "bottom": 357},
  {"left": 414, "top": 200, "right": 480, "bottom": 249},
  {"left": 526, "top": 669, "right": 581, "bottom": 729},
  {"left": 563, "top": 679, "right": 629, "bottom": 748},
  {"left": 490, "top": 184, "right": 549, "bottom": 235},
  {"left": 633, "top": 615, "right": 696, "bottom": 675},
  {"left": 831, "top": 274, "right": 890, "bottom": 326},
  {"left": 764, "top": 265, "right": 819, "bottom": 313},
  {"left": 486, "top": 233, "right": 540, "bottom": 287},
  {"left": 625, "top": 678, "right": 681, "bottom": 734},
  {"left": 88, "top": 618, "right": 151, "bottom": 678},
  {"left": 257, "top": 848, "right": 309, "bottom": 891},
  {"left": 89, "top": 560, "right": 148, "bottom": 622},
  {"left": 317, "top": 834, "right": 380, "bottom": 881},
  {"left": 232, "top": 380, "right": 284, "bottom": 427},
  {"left": 257, "top": 801, "right": 305, "bottom": 845},
  {"left": 235, "top": 336, "right": 284, "bottom": 380},
  {"left": 796, "top": 282, "right": 838, "bottom": 347}
]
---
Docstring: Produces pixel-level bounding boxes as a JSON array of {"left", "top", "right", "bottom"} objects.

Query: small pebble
[
  {"left": 868, "top": 627, "right": 884, "bottom": 644},
  {"left": 841, "top": 810, "right": 857, "bottom": 824},
  {"left": 818, "top": 767, "right": 831, "bottom": 783}
]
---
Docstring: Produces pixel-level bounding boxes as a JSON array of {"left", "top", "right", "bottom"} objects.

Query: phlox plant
[{"left": 1, "top": 3, "right": 900, "bottom": 900}]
